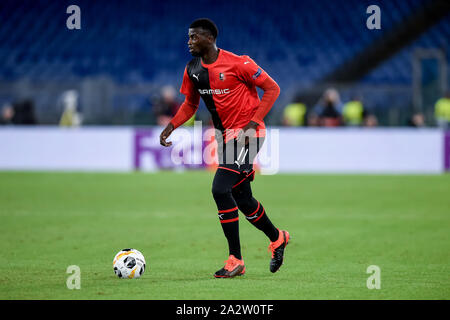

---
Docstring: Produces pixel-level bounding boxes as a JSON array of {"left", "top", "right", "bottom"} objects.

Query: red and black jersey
[{"left": 179, "top": 49, "right": 270, "bottom": 140}]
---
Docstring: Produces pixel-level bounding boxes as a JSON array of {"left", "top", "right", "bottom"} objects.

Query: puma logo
[{"left": 192, "top": 73, "right": 199, "bottom": 81}]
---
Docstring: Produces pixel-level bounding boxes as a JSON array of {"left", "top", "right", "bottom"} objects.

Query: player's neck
[{"left": 201, "top": 46, "right": 219, "bottom": 65}]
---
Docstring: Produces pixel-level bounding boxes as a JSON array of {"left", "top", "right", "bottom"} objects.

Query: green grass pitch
[{"left": 0, "top": 171, "right": 449, "bottom": 300}]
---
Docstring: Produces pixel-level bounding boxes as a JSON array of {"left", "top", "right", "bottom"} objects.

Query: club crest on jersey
[{"left": 219, "top": 72, "right": 225, "bottom": 81}]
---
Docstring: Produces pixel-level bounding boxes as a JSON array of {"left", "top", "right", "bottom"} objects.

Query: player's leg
[
  {"left": 212, "top": 167, "right": 241, "bottom": 259},
  {"left": 211, "top": 167, "right": 245, "bottom": 278},
  {"left": 232, "top": 176, "right": 278, "bottom": 241},
  {"left": 232, "top": 177, "right": 290, "bottom": 273},
  {"left": 232, "top": 136, "right": 279, "bottom": 241}
]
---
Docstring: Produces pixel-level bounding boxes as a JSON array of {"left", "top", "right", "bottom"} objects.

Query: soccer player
[{"left": 159, "top": 18, "right": 289, "bottom": 278}]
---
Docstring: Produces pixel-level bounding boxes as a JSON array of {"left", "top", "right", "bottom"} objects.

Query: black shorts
[{"left": 216, "top": 136, "right": 265, "bottom": 175}]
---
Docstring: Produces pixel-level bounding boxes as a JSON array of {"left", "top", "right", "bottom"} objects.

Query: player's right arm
[{"left": 159, "top": 67, "right": 200, "bottom": 147}]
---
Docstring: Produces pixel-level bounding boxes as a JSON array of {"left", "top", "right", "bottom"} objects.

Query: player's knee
[
  {"left": 234, "top": 195, "right": 257, "bottom": 214},
  {"left": 236, "top": 201, "right": 253, "bottom": 213},
  {"left": 211, "top": 183, "right": 232, "bottom": 200}
]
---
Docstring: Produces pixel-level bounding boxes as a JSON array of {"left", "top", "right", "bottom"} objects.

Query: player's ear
[{"left": 207, "top": 33, "right": 216, "bottom": 44}]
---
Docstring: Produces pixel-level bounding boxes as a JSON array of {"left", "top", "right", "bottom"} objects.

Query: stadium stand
[{"left": 0, "top": 0, "right": 448, "bottom": 125}]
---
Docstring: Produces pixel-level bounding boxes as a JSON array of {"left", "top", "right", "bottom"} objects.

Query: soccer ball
[{"left": 113, "top": 248, "right": 146, "bottom": 279}]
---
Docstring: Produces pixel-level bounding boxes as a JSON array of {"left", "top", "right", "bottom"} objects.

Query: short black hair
[{"left": 189, "top": 18, "right": 218, "bottom": 39}]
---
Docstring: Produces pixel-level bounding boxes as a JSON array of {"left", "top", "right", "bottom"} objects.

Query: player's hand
[
  {"left": 236, "top": 121, "right": 259, "bottom": 146},
  {"left": 160, "top": 123, "right": 174, "bottom": 147}
]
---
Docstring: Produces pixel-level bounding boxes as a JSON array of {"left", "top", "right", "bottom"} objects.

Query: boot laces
[{"left": 224, "top": 256, "right": 241, "bottom": 271}]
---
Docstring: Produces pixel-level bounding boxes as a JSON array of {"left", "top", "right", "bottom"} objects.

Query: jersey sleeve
[
  {"left": 235, "top": 55, "right": 269, "bottom": 87},
  {"left": 170, "top": 67, "right": 200, "bottom": 129},
  {"left": 180, "top": 67, "right": 200, "bottom": 104},
  {"left": 250, "top": 76, "right": 280, "bottom": 126}
]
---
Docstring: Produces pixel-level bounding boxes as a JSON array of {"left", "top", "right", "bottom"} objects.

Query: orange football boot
[
  {"left": 268, "top": 229, "right": 290, "bottom": 273},
  {"left": 214, "top": 255, "right": 245, "bottom": 278}
]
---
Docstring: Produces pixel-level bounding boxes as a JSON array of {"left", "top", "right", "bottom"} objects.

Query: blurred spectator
[
  {"left": 59, "top": 90, "right": 82, "bottom": 127},
  {"left": 14, "top": 99, "right": 37, "bottom": 124},
  {"left": 0, "top": 103, "right": 14, "bottom": 125},
  {"left": 15, "top": 99, "right": 37, "bottom": 124},
  {"left": 434, "top": 91, "right": 450, "bottom": 128},
  {"left": 407, "top": 112, "right": 426, "bottom": 127},
  {"left": 312, "top": 88, "right": 343, "bottom": 127},
  {"left": 0, "top": 99, "right": 37, "bottom": 125},
  {"left": 152, "top": 85, "right": 193, "bottom": 126},
  {"left": 364, "top": 114, "right": 378, "bottom": 127},
  {"left": 342, "top": 96, "right": 365, "bottom": 126},
  {"left": 306, "top": 112, "right": 320, "bottom": 126},
  {"left": 282, "top": 101, "right": 307, "bottom": 126}
]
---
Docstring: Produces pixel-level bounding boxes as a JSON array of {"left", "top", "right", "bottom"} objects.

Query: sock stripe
[
  {"left": 247, "top": 201, "right": 260, "bottom": 217},
  {"left": 252, "top": 207, "right": 265, "bottom": 223},
  {"left": 218, "top": 206, "right": 238, "bottom": 213},
  {"left": 220, "top": 217, "right": 239, "bottom": 224}
]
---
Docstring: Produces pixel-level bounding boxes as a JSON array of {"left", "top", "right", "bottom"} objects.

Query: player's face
[{"left": 188, "top": 28, "right": 212, "bottom": 57}]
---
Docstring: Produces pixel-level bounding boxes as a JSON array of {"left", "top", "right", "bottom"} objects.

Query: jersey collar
[{"left": 201, "top": 48, "right": 222, "bottom": 68}]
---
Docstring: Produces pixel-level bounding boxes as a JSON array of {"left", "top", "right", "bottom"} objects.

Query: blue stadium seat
[{"left": 0, "top": 0, "right": 446, "bottom": 116}]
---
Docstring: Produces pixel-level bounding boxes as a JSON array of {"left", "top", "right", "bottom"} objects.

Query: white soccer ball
[{"left": 113, "top": 248, "right": 146, "bottom": 279}]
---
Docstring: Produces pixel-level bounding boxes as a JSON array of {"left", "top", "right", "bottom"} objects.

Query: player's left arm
[
  {"left": 249, "top": 75, "right": 280, "bottom": 127},
  {"left": 236, "top": 56, "right": 280, "bottom": 143}
]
